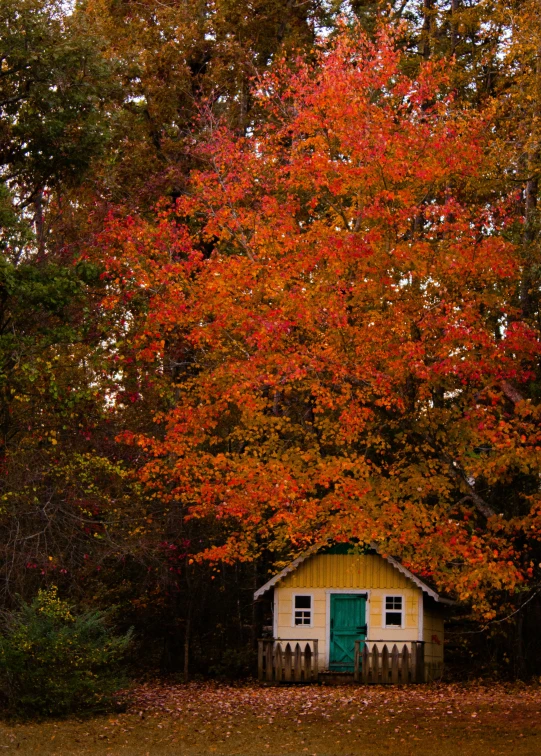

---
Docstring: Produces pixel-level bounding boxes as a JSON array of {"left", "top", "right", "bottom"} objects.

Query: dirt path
[{"left": 1, "top": 681, "right": 540, "bottom": 755}]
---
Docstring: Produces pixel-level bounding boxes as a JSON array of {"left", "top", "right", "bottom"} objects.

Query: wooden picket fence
[
  {"left": 258, "top": 639, "right": 424, "bottom": 684},
  {"left": 258, "top": 639, "right": 319, "bottom": 682},
  {"left": 354, "top": 641, "right": 425, "bottom": 684}
]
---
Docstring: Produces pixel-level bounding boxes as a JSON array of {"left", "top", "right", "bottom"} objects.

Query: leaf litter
[{"left": 1, "top": 681, "right": 541, "bottom": 755}]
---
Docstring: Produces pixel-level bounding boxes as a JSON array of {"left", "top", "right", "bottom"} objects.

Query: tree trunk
[
  {"left": 34, "top": 190, "right": 45, "bottom": 257},
  {"left": 421, "top": 0, "right": 433, "bottom": 59},
  {"left": 450, "top": 0, "right": 460, "bottom": 53},
  {"left": 515, "top": 612, "right": 526, "bottom": 679},
  {"left": 521, "top": 45, "right": 541, "bottom": 319},
  {"left": 183, "top": 607, "right": 191, "bottom": 683}
]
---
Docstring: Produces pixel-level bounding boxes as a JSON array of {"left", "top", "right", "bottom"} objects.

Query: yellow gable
[{"left": 280, "top": 552, "right": 411, "bottom": 591}]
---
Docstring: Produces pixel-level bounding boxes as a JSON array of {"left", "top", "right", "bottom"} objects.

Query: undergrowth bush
[{"left": 0, "top": 586, "right": 132, "bottom": 717}]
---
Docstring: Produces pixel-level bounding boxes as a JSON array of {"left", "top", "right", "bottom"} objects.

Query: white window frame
[
  {"left": 383, "top": 594, "right": 405, "bottom": 629},
  {"left": 292, "top": 593, "right": 314, "bottom": 628}
]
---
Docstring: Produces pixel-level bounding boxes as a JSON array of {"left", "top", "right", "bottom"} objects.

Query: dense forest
[{"left": 1, "top": 0, "right": 541, "bottom": 692}]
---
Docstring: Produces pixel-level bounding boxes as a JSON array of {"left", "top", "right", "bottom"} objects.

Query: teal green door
[{"left": 329, "top": 594, "right": 367, "bottom": 672}]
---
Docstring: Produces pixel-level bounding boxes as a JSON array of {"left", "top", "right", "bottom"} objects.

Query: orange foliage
[{"left": 96, "top": 25, "right": 541, "bottom": 617}]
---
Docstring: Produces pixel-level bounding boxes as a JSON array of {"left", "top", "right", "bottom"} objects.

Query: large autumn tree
[
  {"left": 3, "top": 0, "right": 541, "bottom": 670},
  {"left": 96, "top": 22, "right": 541, "bottom": 619}
]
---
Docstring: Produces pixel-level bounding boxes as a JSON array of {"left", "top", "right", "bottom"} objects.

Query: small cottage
[{"left": 255, "top": 544, "right": 453, "bottom": 684}]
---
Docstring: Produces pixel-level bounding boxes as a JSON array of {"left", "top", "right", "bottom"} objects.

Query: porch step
[{"left": 318, "top": 671, "right": 355, "bottom": 685}]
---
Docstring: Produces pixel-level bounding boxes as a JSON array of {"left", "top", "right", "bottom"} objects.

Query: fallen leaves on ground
[{"left": 1, "top": 681, "right": 541, "bottom": 755}]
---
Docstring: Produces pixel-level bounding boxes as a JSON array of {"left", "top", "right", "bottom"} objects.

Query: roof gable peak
[{"left": 254, "top": 542, "right": 454, "bottom": 604}]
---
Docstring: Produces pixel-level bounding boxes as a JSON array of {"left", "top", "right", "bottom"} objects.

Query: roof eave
[
  {"left": 253, "top": 543, "right": 321, "bottom": 600},
  {"left": 253, "top": 541, "right": 456, "bottom": 605}
]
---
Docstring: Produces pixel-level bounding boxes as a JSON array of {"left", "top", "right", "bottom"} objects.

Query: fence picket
[
  {"left": 401, "top": 645, "right": 409, "bottom": 684},
  {"left": 391, "top": 645, "right": 399, "bottom": 685},
  {"left": 304, "top": 643, "right": 312, "bottom": 680},
  {"left": 362, "top": 643, "right": 369, "bottom": 683},
  {"left": 284, "top": 643, "right": 292, "bottom": 681},
  {"left": 275, "top": 643, "right": 283, "bottom": 682},
  {"left": 415, "top": 641, "right": 425, "bottom": 683},
  {"left": 410, "top": 641, "right": 417, "bottom": 682},
  {"left": 371, "top": 644, "right": 380, "bottom": 684},
  {"left": 381, "top": 644, "right": 390, "bottom": 684},
  {"left": 265, "top": 641, "right": 274, "bottom": 682},
  {"left": 294, "top": 643, "right": 302, "bottom": 680}
]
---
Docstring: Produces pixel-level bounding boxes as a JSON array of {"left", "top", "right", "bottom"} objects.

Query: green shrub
[{"left": 0, "top": 586, "right": 132, "bottom": 717}]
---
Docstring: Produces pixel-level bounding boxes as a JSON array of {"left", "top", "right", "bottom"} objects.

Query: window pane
[
  {"left": 295, "top": 595, "right": 311, "bottom": 609},
  {"left": 294, "top": 611, "right": 311, "bottom": 626},
  {"left": 385, "top": 611, "right": 402, "bottom": 626},
  {"left": 386, "top": 596, "right": 402, "bottom": 610}
]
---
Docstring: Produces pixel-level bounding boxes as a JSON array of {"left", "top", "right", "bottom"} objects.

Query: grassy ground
[{"left": 1, "top": 681, "right": 540, "bottom": 755}]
